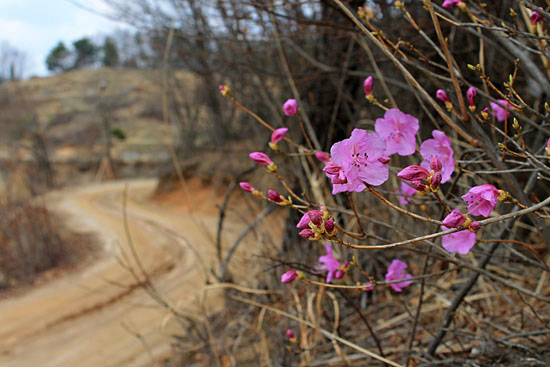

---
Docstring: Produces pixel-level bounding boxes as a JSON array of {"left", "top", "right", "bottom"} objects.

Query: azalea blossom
[
  {"left": 399, "top": 182, "right": 416, "bottom": 205},
  {"left": 490, "top": 99, "right": 514, "bottom": 122},
  {"left": 325, "top": 129, "right": 389, "bottom": 194},
  {"left": 283, "top": 99, "right": 298, "bottom": 116},
  {"left": 385, "top": 259, "right": 413, "bottom": 292},
  {"left": 316, "top": 244, "right": 343, "bottom": 283},
  {"left": 461, "top": 184, "right": 499, "bottom": 217},
  {"left": 375, "top": 108, "right": 419, "bottom": 156},
  {"left": 420, "top": 130, "right": 455, "bottom": 183},
  {"left": 441, "top": 225, "right": 477, "bottom": 254}
]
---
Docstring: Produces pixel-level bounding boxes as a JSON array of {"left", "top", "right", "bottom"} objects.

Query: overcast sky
[{"left": 0, "top": 0, "right": 125, "bottom": 77}]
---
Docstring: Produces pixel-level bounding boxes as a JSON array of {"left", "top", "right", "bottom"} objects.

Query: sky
[{"left": 0, "top": 0, "right": 126, "bottom": 77}]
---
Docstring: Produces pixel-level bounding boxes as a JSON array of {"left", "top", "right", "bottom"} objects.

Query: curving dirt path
[{"left": 0, "top": 179, "right": 252, "bottom": 366}]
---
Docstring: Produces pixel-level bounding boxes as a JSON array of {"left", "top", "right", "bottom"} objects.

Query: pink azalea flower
[
  {"left": 249, "top": 152, "right": 273, "bottom": 166},
  {"left": 467, "top": 87, "right": 477, "bottom": 107},
  {"left": 385, "top": 259, "right": 413, "bottom": 292},
  {"left": 271, "top": 128, "right": 288, "bottom": 144},
  {"left": 489, "top": 99, "right": 514, "bottom": 122},
  {"left": 461, "top": 184, "right": 499, "bottom": 217},
  {"left": 283, "top": 99, "right": 298, "bottom": 116},
  {"left": 375, "top": 108, "right": 419, "bottom": 156},
  {"left": 531, "top": 8, "right": 543, "bottom": 25},
  {"left": 316, "top": 244, "right": 343, "bottom": 283},
  {"left": 442, "top": 208, "right": 467, "bottom": 228},
  {"left": 315, "top": 151, "right": 331, "bottom": 162},
  {"left": 420, "top": 130, "right": 455, "bottom": 184},
  {"left": 442, "top": 0, "right": 462, "bottom": 9},
  {"left": 399, "top": 182, "right": 416, "bottom": 205},
  {"left": 364, "top": 76, "right": 373, "bottom": 96},
  {"left": 441, "top": 225, "right": 476, "bottom": 254},
  {"left": 326, "top": 129, "right": 389, "bottom": 194},
  {"left": 281, "top": 270, "right": 298, "bottom": 283}
]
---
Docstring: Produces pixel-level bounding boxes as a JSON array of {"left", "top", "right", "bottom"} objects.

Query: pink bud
[
  {"left": 268, "top": 189, "right": 283, "bottom": 203},
  {"left": 298, "top": 229, "right": 315, "bottom": 239},
  {"left": 430, "top": 157, "right": 442, "bottom": 172},
  {"left": 547, "top": 138, "right": 550, "bottom": 149},
  {"left": 470, "top": 221, "right": 481, "bottom": 231},
  {"left": 239, "top": 182, "right": 254, "bottom": 193},
  {"left": 411, "top": 180, "right": 427, "bottom": 192},
  {"left": 281, "top": 270, "right": 298, "bottom": 283},
  {"left": 286, "top": 329, "right": 295, "bottom": 339},
  {"left": 466, "top": 87, "right": 477, "bottom": 107},
  {"left": 323, "top": 218, "right": 335, "bottom": 233},
  {"left": 431, "top": 171, "right": 442, "bottom": 189},
  {"left": 364, "top": 76, "right": 373, "bottom": 95},
  {"left": 531, "top": 8, "right": 543, "bottom": 25},
  {"left": 436, "top": 89, "right": 449, "bottom": 103},
  {"left": 308, "top": 211, "right": 323, "bottom": 227},
  {"left": 315, "top": 151, "right": 331, "bottom": 163},
  {"left": 249, "top": 152, "right": 273, "bottom": 166},
  {"left": 363, "top": 282, "right": 374, "bottom": 291},
  {"left": 378, "top": 155, "right": 390, "bottom": 165},
  {"left": 335, "top": 270, "right": 345, "bottom": 279},
  {"left": 283, "top": 99, "right": 298, "bottom": 116},
  {"left": 323, "top": 162, "right": 342, "bottom": 175},
  {"left": 442, "top": 209, "right": 466, "bottom": 228},
  {"left": 397, "top": 165, "right": 430, "bottom": 181},
  {"left": 271, "top": 127, "right": 288, "bottom": 144},
  {"left": 442, "top": 0, "right": 462, "bottom": 9}
]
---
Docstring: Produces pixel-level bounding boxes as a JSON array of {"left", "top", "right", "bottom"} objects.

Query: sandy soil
[{"left": 0, "top": 178, "right": 259, "bottom": 366}]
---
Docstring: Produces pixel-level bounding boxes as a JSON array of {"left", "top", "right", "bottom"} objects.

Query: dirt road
[{"left": 0, "top": 179, "right": 251, "bottom": 366}]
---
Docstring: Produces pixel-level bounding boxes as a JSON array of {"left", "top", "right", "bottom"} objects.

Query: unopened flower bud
[
  {"left": 364, "top": 76, "right": 373, "bottom": 96},
  {"left": 239, "top": 182, "right": 254, "bottom": 193},
  {"left": 442, "top": 209, "right": 466, "bottom": 228},
  {"left": 397, "top": 165, "right": 430, "bottom": 181},
  {"left": 308, "top": 211, "right": 323, "bottom": 227},
  {"left": 467, "top": 87, "right": 477, "bottom": 107},
  {"left": 286, "top": 329, "right": 295, "bottom": 339},
  {"left": 470, "top": 221, "right": 481, "bottom": 231},
  {"left": 378, "top": 155, "right": 390, "bottom": 165},
  {"left": 283, "top": 99, "right": 298, "bottom": 116},
  {"left": 323, "top": 217, "right": 335, "bottom": 234},
  {"left": 315, "top": 151, "right": 331, "bottom": 162},
  {"left": 430, "top": 157, "right": 442, "bottom": 172},
  {"left": 218, "top": 84, "right": 230, "bottom": 97},
  {"left": 431, "top": 171, "right": 442, "bottom": 190},
  {"left": 411, "top": 180, "right": 427, "bottom": 192},
  {"left": 323, "top": 162, "right": 342, "bottom": 175},
  {"left": 281, "top": 270, "right": 298, "bottom": 283},
  {"left": 481, "top": 107, "right": 490, "bottom": 120},
  {"left": 249, "top": 152, "right": 273, "bottom": 166},
  {"left": 268, "top": 189, "right": 283, "bottom": 203},
  {"left": 271, "top": 127, "right": 288, "bottom": 144},
  {"left": 436, "top": 89, "right": 450, "bottom": 103},
  {"left": 530, "top": 8, "right": 543, "bottom": 25},
  {"left": 335, "top": 270, "right": 345, "bottom": 279},
  {"left": 298, "top": 229, "right": 315, "bottom": 239}
]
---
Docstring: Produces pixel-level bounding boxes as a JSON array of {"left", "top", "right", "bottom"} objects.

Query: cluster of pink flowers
[
  {"left": 296, "top": 209, "right": 335, "bottom": 239},
  {"left": 440, "top": 184, "right": 498, "bottom": 254}
]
